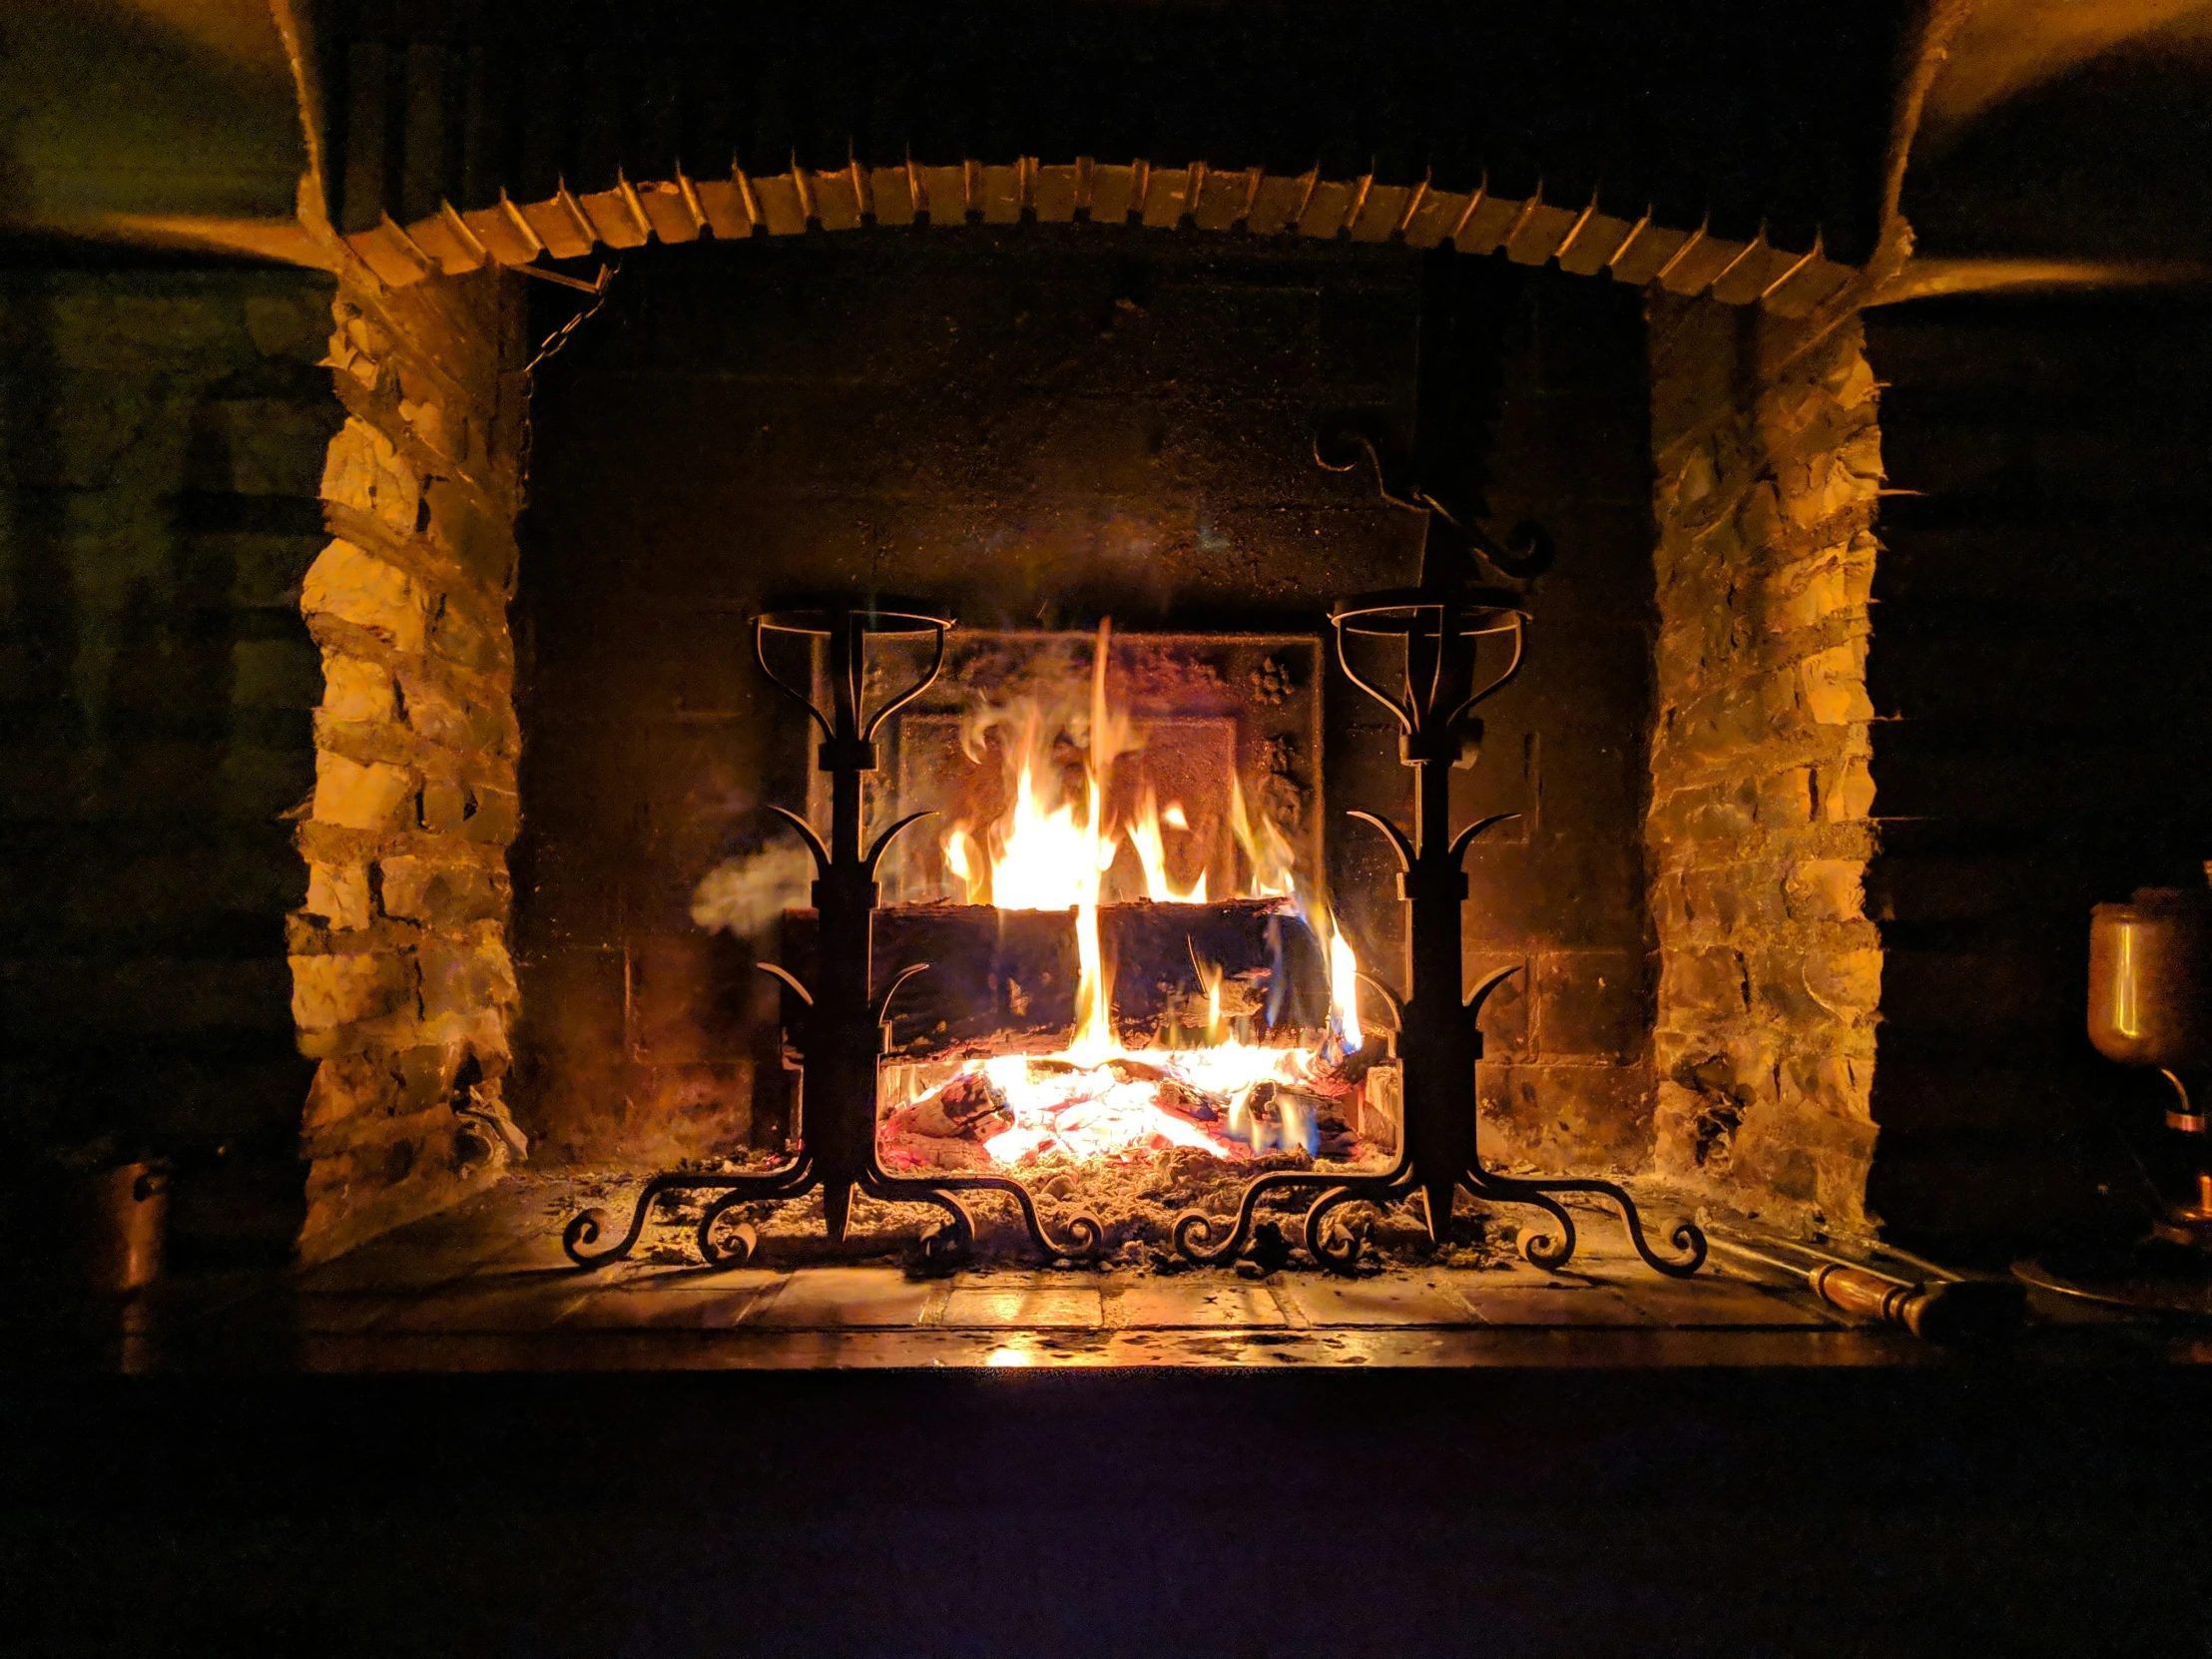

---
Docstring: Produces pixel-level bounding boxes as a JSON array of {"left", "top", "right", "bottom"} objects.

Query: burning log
[{"left": 779, "top": 897, "right": 1329, "bottom": 1059}]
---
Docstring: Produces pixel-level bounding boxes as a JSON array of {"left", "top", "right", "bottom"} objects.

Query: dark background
[
  {"left": 1864, "top": 290, "right": 2212, "bottom": 1254},
  {"left": 3, "top": 1365, "right": 2207, "bottom": 1656},
  {"left": 0, "top": 249, "right": 336, "bottom": 1267}
]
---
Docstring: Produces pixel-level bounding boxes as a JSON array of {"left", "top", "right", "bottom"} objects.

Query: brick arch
[{"left": 347, "top": 155, "right": 1859, "bottom": 319}]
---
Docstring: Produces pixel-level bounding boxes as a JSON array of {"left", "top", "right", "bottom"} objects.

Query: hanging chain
[
  {"left": 521, "top": 260, "right": 619, "bottom": 374},
  {"left": 515, "top": 259, "right": 619, "bottom": 504}
]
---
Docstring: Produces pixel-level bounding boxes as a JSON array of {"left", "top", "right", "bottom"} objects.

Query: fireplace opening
[{"left": 504, "top": 225, "right": 1676, "bottom": 1268}]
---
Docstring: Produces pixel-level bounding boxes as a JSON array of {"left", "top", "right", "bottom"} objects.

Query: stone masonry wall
[
  {"left": 1644, "top": 293, "right": 1885, "bottom": 1233},
  {"left": 287, "top": 261, "right": 529, "bottom": 1264}
]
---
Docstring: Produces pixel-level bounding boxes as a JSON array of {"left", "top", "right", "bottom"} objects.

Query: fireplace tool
[
  {"left": 1175, "top": 466, "right": 1706, "bottom": 1277},
  {"left": 563, "top": 599, "right": 1102, "bottom": 1270},
  {"left": 1705, "top": 1229, "right": 2025, "bottom": 1342}
]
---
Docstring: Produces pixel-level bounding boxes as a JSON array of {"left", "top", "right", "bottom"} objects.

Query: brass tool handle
[
  {"left": 1807, "top": 1264, "right": 2025, "bottom": 1342},
  {"left": 1809, "top": 1263, "right": 1929, "bottom": 1332}
]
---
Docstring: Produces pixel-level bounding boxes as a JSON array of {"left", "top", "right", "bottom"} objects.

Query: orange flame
[
  {"left": 927, "top": 623, "right": 1369, "bottom": 1164},
  {"left": 1227, "top": 774, "right": 1297, "bottom": 899},
  {"left": 1129, "top": 787, "right": 1208, "bottom": 903}
]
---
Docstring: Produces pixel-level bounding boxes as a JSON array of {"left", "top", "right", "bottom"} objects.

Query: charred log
[{"left": 778, "top": 898, "right": 1330, "bottom": 1058}]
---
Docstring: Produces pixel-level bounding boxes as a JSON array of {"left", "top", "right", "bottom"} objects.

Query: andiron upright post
[{"left": 562, "top": 597, "right": 1098, "bottom": 1270}]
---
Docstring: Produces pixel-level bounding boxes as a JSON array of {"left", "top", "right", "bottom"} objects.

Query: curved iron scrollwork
[
  {"left": 559, "top": 597, "right": 1106, "bottom": 1273},
  {"left": 563, "top": 1154, "right": 813, "bottom": 1268}
]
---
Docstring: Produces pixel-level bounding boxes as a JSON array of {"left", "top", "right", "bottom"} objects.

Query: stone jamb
[
  {"left": 1643, "top": 290, "right": 1886, "bottom": 1232},
  {"left": 287, "top": 257, "right": 530, "bottom": 1264}
]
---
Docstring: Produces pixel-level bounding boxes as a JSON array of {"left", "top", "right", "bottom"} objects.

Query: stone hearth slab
[
  {"left": 1275, "top": 1274, "right": 1480, "bottom": 1327},
  {"left": 560, "top": 1282, "right": 774, "bottom": 1330},
  {"left": 1615, "top": 1277, "right": 1838, "bottom": 1327},
  {"left": 1110, "top": 1282, "right": 1289, "bottom": 1328},
  {"left": 1457, "top": 1284, "right": 1647, "bottom": 1326},
  {"left": 749, "top": 1268, "right": 936, "bottom": 1328},
  {"left": 375, "top": 1282, "right": 592, "bottom": 1334},
  {"left": 941, "top": 1286, "right": 1105, "bottom": 1328}
]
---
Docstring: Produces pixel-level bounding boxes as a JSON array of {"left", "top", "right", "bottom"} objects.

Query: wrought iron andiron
[
  {"left": 1175, "top": 517, "right": 1707, "bottom": 1278},
  {"left": 563, "top": 599, "right": 1102, "bottom": 1270}
]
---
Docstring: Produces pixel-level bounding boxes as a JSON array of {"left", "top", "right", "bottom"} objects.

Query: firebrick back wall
[{"left": 512, "top": 229, "right": 1659, "bottom": 1173}]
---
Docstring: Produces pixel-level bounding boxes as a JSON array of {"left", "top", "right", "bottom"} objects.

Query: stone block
[
  {"left": 1800, "top": 641, "right": 1874, "bottom": 725},
  {"left": 302, "top": 540, "right": 429, "bottom": 653},
  {"left": 290, "top": 949, "right": 412, "bottom": 1030},
  {"left": 1779, "top": 1051, "right": 1873, "bottom": 1124},
  {"left": 395, "top": 668, "right": 508, "bottom": 755},
  {"left": 393, "top": 389, "right": 452, "bottom": 463},
  {"left": 427, "top": 597, "right": 508, "bottom": 674},
  {"left": 378, "top": 855, "right": 506, "bottom": 927},
  {"left": 1755, "top": 767, "right": 1815, "bottom": 829},
  {"left": 320, "top": 416, "right": 419, "bottom": 532},
  {"left": 1763, "top": 550, "right": 1860, "bottom": 635},
  {"left": 1459, "top": 950, "right": 1529, "bottom": 1057},
  {"left": 1785, "top": 858, "right": 1865, "bottom": 922},
  {"left": 304, "top": 861, "right": 373, "bottom": 930},
  {"left": 320, "top": 655, "right": 396, "bottom": 723},
  {"left": 1663, "top": 1083, "right": 1743, "bottom": 1185},
  {"left": 418, "top": 777, "right": 467, "bottom": 834},
  {"left": 1659, "top": 946, "right": 1748, "bottom": 1016},
  {"left": 301, "top": 1051, "right": 400, "bottom": 1134},
  {"left": 1803, "top": 945, "right": 1883, "bottom": 1021},
  {"left": 1729, "top": 1109, "right": 1879, "bottom": 1228},
  {"left": 1652, "top": 780, "right": 1759, "bottom": 847},
  {"left": 324, "top": 302, "right": 390, "bottom": 394},
  {"left": 626, "top": 933, "right": 757, "bottom": 1063},
  {"left": 1747, "top": 946, "right": 1832, "bottom": 1025},
  {"left": 458, "top": 784, "right": 519, "bottom": 844},
  {"left": 1822, "top": 755, "right": 1877, "bottom": 822},
  {"left": 1479, "top": 1061, "right": 1655, "bottom": 1172},
  {"left": 416, "top": 936, "right": 517, "bottom": 1022},
  {"left": 1534, "top": 949, "right": 1647, "bottom": 1060},
  {"left": 421, "top": 477, "right": 516, "bottom": 591},
  {"left": 1734, "top": 480, "right": 1783, "bottom": 553},
  {"left": 1825, "top": 346, "right": 1878, "bottom": 410},
  {"left": 311, "top": 752, "right": 415, "bottom": 831}
]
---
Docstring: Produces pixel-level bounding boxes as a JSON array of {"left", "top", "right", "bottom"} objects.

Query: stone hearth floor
[{"left": 25, "top": 1176, "right": 2198, "bottom": 1373}]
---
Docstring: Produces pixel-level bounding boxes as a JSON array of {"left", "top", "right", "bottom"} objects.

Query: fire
[
  {"left": 1128, "top": 788, "right": 1208, "bottom": 903},
  {"left": 1326, "top": 918, "right": 1364, "bottom": 1054},
  {"left": 924, "top": 620, "right": 1368, "bottom": 1167},
  {"left": 1226, "top": 773, "right": 1298, "bottom": 899}
]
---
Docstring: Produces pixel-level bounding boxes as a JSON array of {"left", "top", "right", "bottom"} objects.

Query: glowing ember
[
  {"left": 969, "top": 1046, "right": 1345, "bottom": 1167},
  {"left": 919, "top": 619, "right": 1369, "bottom": 1166}
]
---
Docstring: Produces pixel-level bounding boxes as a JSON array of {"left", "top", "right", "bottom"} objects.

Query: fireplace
[
  {"left": 22, "top": 14, "right": 2212, "bottom": 1652},
  {"left": 272, "top": 195, "right": 1896, "bottom": 1277},
  {"left": 182, "top": 0, "right": 1987, "bottom": 1283}
]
